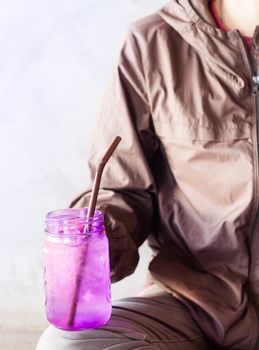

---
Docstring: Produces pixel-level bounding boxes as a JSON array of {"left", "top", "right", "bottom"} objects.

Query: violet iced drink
[{"left": 43, "top": 208, "right": 111, "bottom": 331}]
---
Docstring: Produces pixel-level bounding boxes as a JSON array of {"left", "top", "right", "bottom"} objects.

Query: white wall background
[{"left": 0, "top": 0, "right": 166, "bottom": 331}]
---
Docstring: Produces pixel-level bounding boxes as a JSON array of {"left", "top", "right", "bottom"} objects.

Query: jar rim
[
  {"left": 45, "top": 208, "right": 104, "bottom": 237},
  {"left": 46, "top": 208, "right": 103, "bottom": 220}
]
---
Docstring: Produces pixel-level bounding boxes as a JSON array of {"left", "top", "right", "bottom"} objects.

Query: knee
[{"left": 36, "top": 326, "right": 76, "bottom": 350}]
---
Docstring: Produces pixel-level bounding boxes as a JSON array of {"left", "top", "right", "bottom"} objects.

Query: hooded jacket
[{"left": 70, "top": 1, "right": 259, "bottom": 348}]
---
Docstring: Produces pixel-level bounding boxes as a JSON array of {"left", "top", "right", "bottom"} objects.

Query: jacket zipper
[
  {"left": 251, "top": 81, "right": 259, "bottom": 260},
  {"left": 238, "top": 33, "right": 259, "bottom": 350},
  {"left": 253, "top": 79, "right": 259, "bottom": 350},
  {"left": 251, "top": 81, "right": 259, "bottom": 350}
]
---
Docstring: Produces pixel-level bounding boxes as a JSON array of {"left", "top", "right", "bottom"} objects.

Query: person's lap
[{"left": 36, "top": 284, "right": 213, "bottom": 350}]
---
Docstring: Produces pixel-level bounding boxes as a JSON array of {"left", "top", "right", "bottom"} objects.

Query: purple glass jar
[{"left": 44, "top": 208, "right": 111, "bottom": 331}]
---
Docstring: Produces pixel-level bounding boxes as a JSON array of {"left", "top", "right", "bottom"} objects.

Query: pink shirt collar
[{"left": 209, "top": 0, "right": 253, "bottom": 48}]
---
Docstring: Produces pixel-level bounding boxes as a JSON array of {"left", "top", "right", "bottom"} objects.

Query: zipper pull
[{"left": 253, "top": 75, "right": 259, "bottom": 96}]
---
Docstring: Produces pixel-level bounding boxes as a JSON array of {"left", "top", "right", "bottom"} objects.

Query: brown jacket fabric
[{"left": 70, "top": 0, "right": 259, "bottom": 348}]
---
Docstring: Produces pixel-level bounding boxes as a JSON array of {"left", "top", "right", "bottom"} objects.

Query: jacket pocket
[{"left": 170, "top": 121, "right": 251, "bottom": 142}]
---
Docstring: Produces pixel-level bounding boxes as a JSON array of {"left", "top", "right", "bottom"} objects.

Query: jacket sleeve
[{"left": 69, "top": 27, "right": 158, "bottom": 283}]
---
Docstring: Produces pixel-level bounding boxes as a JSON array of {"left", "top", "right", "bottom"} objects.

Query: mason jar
[{"left": 43, "top": 208, "right": 111, "bottom": 331}]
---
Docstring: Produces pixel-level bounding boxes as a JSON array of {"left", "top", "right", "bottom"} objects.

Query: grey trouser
[{"left": 36, "top": 284, "right": 214, "bottom": 350}]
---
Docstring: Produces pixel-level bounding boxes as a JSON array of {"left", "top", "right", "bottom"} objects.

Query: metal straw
[{"left": 67, "top": 136, "right": 122, "bottom": 327}]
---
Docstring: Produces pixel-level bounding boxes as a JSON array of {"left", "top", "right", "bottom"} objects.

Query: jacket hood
[{"left": 158, "top": 0, "right": 259, "bottom": 92}]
